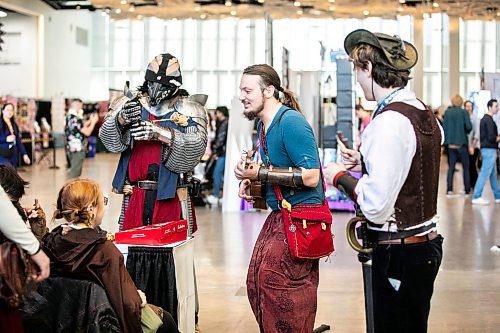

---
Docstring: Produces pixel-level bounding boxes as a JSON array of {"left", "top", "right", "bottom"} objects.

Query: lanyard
[
  {"left": 259, "top": 124, "right": 270, "bottom": 166},
  {"left": 373, "top": 87, "right": 403, "bottom": 118}
]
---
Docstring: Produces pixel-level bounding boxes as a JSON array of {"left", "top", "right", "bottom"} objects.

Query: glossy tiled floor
[{"left": 17, "top": 151, "right": 500, "bottom": 333}]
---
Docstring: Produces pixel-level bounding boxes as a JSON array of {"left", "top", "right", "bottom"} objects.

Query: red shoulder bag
[{"left": 260, "top": 125, "right": 334, "bottom": 260}]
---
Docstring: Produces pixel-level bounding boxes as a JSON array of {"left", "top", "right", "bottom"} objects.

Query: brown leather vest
[{"left": 371, "top": 102, "right": 441, "bottom": 230}]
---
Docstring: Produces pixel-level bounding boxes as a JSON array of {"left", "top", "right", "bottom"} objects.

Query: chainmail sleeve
[
  {"left": 162, "top": 125, "right": 207, "bottom": 174},
  {"left": 99, "top": 107, "right": 132, "bottom": 153}
]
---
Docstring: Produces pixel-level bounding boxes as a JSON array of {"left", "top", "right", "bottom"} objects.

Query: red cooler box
[{"left": 115, "top": 220, "right": 188, "bottom": 245}]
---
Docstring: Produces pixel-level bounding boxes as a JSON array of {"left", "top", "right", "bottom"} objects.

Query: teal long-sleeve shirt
[{"left": 442, "top": 106, "right": 472, "bottom": 145}]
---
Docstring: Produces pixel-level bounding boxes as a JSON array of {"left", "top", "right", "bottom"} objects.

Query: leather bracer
[
  {"left": 257, "top": 167, "right": 304, "bottom": 188},
  {"left": 333, "top": 170, "right": 358, "bottom": 202}
]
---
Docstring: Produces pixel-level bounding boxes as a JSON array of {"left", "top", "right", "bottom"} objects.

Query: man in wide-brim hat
[{"left": 325, "top": 29, "right": 444, "bottom": 333}]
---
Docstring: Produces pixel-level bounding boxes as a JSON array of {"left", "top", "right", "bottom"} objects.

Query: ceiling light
[
  {"left": 225, "top": 1, "right": 232, "bottom": 6},
  {"left": 136, "top": 15, "right": 143, "bottom": 20},
  {"left": 120, "top": 0, "right": 127, "bottom": 4},
  {"left": 399, "top": 0, "right": 405, "bottom": 3},
  {"left": 328, "top": 0, "right": 335, "bottom": 3},
  {"left": 432, "top": 2, "right": 439, "bottom": 8},
  {"left": 294, "top": 1, "right": 301, "bottom": 6},
  {"left": 200, "top": 13, "right": 207, "bottom": 19},
  {"left": 194, "top": 6, "right": 201, "bottom": 12},
  {"left": 258, "top": 0, "right": 264, "bottom": 3},
  {"left": 497, "top": 12, "right": 500, "bottom": 17},
  {"left": 128, "top": 5, "right": 135, "bottom": 12},
  {"left": 115, "top": 8, "right": 122, "bottom": 14},
  {"left": 397, "top": 6, "right": 403, "bottom": 12},
  {"left": 363, "top": 10, "right": 370, "bottom": 16},
  {"left": 328, "top": 6, "right": 336, "bottom": 11},
  {"left": 230, "top": 10, "right": 237, "bottom": 15},
  {"left": 297, "top": 9, "right": 303, "bottom": 15},
  {"left": 0, "top": 10, "right": 7, "bottom": 18}
]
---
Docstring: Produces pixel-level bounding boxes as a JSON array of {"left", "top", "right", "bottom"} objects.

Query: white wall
[
  {"left": 43, "top": 11, "right": 93, "bottom": 100},
  {"left": 0, "top": 13, "right": 38, "bottom": 97},
  {"left": 0, "top": 0, "right": 94, "bottom": 100}
]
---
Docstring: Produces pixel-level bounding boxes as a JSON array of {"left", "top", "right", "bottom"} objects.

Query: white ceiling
[{"left": 89, "top": 0, "right": 500, "bottom": 21}]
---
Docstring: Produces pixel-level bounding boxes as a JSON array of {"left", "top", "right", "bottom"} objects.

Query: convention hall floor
[{"left": 17, "top": 151, "right": 499, "bottom": 333}]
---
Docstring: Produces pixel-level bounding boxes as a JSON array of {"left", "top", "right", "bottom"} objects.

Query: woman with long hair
[
  {"left": 43, "top": 179, "right": 178, "bottom": 333},
  {"left": 0, "top": 103, "right": 30, "bottom": 168}
]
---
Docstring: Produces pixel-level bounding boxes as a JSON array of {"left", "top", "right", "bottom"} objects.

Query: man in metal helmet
[{"left": 99, "top": 53, "right": 208, "bottom": 231}]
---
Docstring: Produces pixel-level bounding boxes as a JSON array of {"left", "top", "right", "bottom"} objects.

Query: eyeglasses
[{"left": 103, "top": 196, "right": 108, "bottom": 206}]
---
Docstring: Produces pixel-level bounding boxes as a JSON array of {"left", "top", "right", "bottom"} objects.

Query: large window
[
  {"left": 459, "top": 19, "right": 499, "bottom": 102},
  {"left": 422, "top": 13, "right": 449, "bottom": 108},
  {"left": 91, "top": 15, "right": 412, "bottom": 105},
  {"left": 272, "top": 16, "right": 413, "bottom": 73},
  {"left": 421, "top": 14, "right": 500, "bottom": 107},
  {"left": 91, "top": 16, "right": 265, "bottom": 108},
  {"left": 91, "top": 14, "right": 500, "bottom": 109}
]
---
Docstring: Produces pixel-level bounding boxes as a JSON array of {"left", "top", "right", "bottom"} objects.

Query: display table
[{"left": 115, "top": 238, "right": 195, "bottom": 333}]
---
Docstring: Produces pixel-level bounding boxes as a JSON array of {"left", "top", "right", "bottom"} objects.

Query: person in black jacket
[
  {"left": 207, "top": 106, "right": 229, "bottom": 206},
  {"left": 0, "top": 103, "right": 31, "bottom": 168},
  {"left": 472, "top": 99, "right": 500, "bottom": 205}
]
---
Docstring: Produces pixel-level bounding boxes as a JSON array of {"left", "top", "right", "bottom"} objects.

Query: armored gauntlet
[
  {"left": 119, "top": 98, "right": 142, "bottom": 125},
  {"left": 130, "top": 120, "right": 173, "bottom": 145}
]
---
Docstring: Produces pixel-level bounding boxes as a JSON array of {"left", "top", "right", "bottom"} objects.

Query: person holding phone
[{"left": 325, "top": 30, "right": 443, "bottom": 333}]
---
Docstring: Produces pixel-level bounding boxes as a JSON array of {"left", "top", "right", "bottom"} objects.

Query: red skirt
[{"left": 247, "top": 211, "right": 319, "bottom": 332}]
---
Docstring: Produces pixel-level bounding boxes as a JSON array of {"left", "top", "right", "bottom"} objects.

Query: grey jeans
[{"left": 69, "top": 150, "right": 86, "bottom": 179}]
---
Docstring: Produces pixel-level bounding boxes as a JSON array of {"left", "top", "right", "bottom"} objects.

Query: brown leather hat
[{"left": 344, "top": 29, "right": 418, "bottom": 71}]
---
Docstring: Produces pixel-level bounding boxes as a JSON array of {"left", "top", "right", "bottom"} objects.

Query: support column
[
  {"left": 37, "top": 15, "right": 45, "bottom": 98},
  {"left": 264, "top": 12, "right": 273, "bottom": 66},
  {"left": 412, "top": 15, "right": 424, "bottom": 100},
  {"left": 448, "top": 15, "right": 460, "bottom": 102}
]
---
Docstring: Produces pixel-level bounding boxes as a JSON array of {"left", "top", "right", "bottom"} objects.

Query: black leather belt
[
  {"left": 378, "top": 231, "right": 438, "bottom": 245},
  {"left": 135, "top": 180, "right": 158, "bottom": 191},
  {"left": 369, "top": 222, "right": 436, "bottom": 242}
]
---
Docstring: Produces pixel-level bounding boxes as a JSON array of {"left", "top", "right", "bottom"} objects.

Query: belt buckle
[{"left": 137, "top": 180, "right": 157, "bottom": 190}]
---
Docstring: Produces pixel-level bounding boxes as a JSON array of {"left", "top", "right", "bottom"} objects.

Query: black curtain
[{"left": 126, "top": 247, "right": 178, "bottom": 323}]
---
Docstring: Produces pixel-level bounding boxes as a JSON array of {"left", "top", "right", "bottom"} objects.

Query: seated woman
[{"left": 42, "top": 178, "right": 178, "bottom": 333}]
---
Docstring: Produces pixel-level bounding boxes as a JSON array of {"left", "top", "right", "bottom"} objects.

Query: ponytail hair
[
  {"left": 280, "top": 87, "right": 302, "bottom": 114},
  {"left": 53, "top": 179, "right": 103, "bottom": 227},
  {"left": 243, "top": 64, "right": 302, "bottom": 114}
]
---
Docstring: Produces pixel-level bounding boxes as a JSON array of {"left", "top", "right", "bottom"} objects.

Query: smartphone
[{"left": 336, "top": 133, "right": 349, "bottom": 150}]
